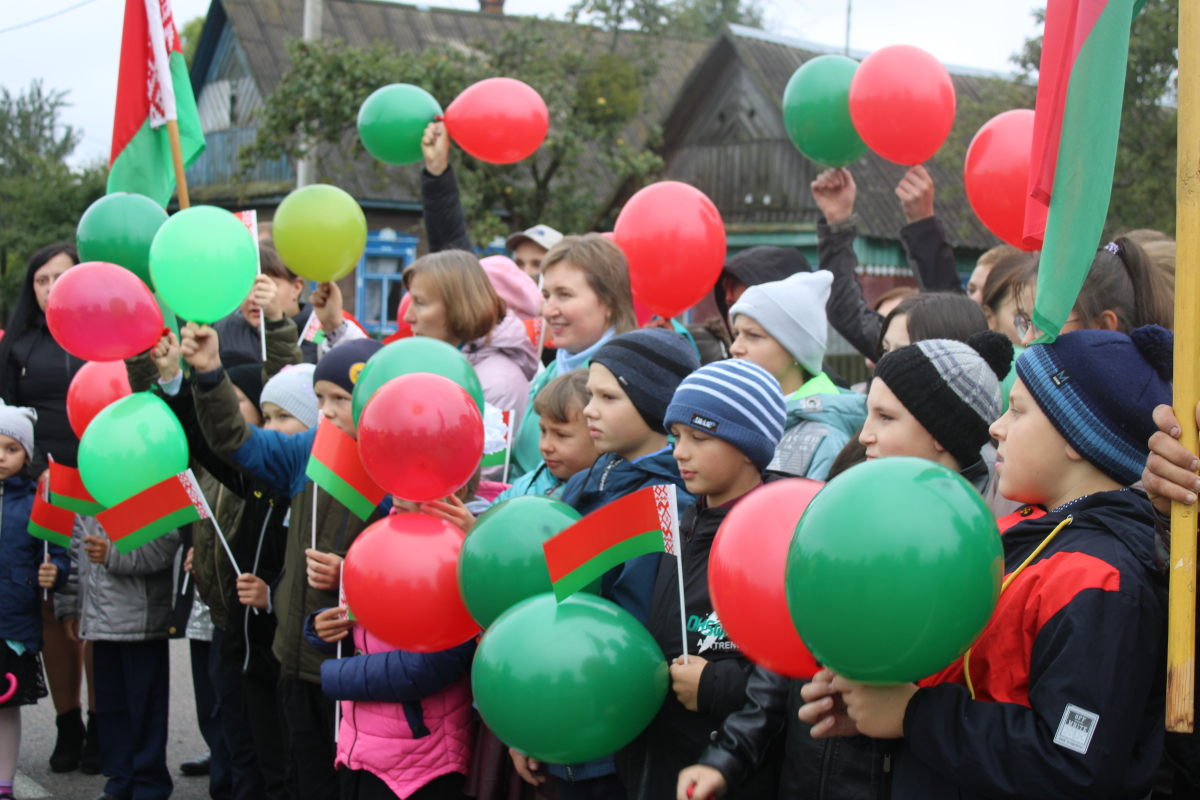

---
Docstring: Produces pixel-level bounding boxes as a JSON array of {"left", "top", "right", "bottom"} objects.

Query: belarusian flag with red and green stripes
[
  {"left": 96, "top": 469, "right": 210, "bottom": 554},
  {"left": 305, "top": 420, "right": 387, "bottom": 521},
  {"left": 108, "top": 0, "right": 205, "bottom": 206},
  {"left": 543, "top": 484, "right": 681, "bottom": 602},
  {"left": 1021, "top": 0, "right": 1143, "bottom": 341},
  {"left": 48, "top": 460, "right": 104, "bottom": 516},
  {"left": 29, "top": 478, "right": 74, "bottom": 548}
]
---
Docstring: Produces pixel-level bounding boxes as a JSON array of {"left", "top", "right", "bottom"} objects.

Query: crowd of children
[{"left": 0, "top": 143, "right": 1191, "bottom": 800}]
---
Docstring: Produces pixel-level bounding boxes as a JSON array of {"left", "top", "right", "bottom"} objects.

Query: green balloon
[
  {"left": 473, "top": 593, "right": 669, "bottom": 764},
  {"left": 352, "top": 337, "right": 485, "bottom": 425},
  {"left": 76, "top": 193, "right": 169, "bottom": 288},
  {"left": 785, "top": 457, "right": 1002, "bottom": 684},
  {"left": 149, "top": 205, "right": 258, "bottom": 324},
  {"left": 458, "top": 496, "right": 582, "bottom": 628},
  {"left": 77, "top": 392, "right": 189, "bottom": 508},
  {"left": 155, "top": 291, "right": 180, "bottom": 340},
  {"left": 272, "top": 185, "right": 367, "bottom": 283},
  {"left": 358, "top": 84, "right": 443, "bottom": 166},
  {"left": 782, "top": 55, "right": 868, "bottom": 168}
]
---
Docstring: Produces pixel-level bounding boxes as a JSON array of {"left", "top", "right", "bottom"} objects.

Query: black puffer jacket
[
  {"left": 619, "top": 493, "right": 781, "bottom": 800},
  {"left": 1, "top": 317, "right": 84, "bottom": 469}
]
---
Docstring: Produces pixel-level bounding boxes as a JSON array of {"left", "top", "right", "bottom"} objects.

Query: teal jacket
[
  {"left": 490, "top": 463, "right": 566, "bottom": 506},
  {"left": 766, "top": 388, "right": 867, "bottom": 481}
]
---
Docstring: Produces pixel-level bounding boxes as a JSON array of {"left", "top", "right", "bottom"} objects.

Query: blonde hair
[
  {"left": 541, "top": 234, "right": 637, "bottom": 334},
  {"left": 977, "top": 244, "right": 1021, "bottom": 271},
  {"left": 402, "top": 250, "right": 506, "bottom": 343},
  {"left": 533, "top": 369, "right": 590, "bottom": 424}
]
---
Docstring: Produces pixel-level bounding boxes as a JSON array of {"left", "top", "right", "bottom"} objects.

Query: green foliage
[
  {"left": 242, "top": 18, "right": 668, "bottom": 244},
  {"left": 180, "top": 16, "right": 206, "bottom": 70},
  {"left": 665, "top": 0, "right": 764, "bottom": 37},
  {"left": 0, "top": 81, "right": 106, "bottom": 319}
]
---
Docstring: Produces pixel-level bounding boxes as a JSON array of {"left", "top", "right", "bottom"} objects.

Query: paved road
[{"left": 16, "top": 639, "right": 213, "bottom": 800}]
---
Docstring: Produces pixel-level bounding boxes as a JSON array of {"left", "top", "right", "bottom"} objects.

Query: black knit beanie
[
  {"left": 591, "top": 329, "right": 700, "bottom": 433},
  {"left": 226, "top": 364, "right": 264, "bottom": 410},
  {"left": 313, "top": 338, "right": 383, "bottom": 394},
  {"left": 873, "top": 331, "right": 1013, "bottom": 468}
]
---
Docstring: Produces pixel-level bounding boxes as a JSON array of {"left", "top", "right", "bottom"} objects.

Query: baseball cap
[{"left": 505, "top": 225, "right": 563, "bottom": 252}]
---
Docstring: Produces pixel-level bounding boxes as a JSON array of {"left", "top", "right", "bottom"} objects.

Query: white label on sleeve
[{"left": 1054, "top": 704, "right": 1099, "bottom": 754}]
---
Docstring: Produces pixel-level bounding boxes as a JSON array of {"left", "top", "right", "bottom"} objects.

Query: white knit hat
[
  {"left": 261, "top": 364, "right": 319, "bottom": 430},
  {"left": 0, "top": 400, "right": 37, "bottom": 461},
  {"left": 729, "top": 270, "right": 833, "bottom": 377}
]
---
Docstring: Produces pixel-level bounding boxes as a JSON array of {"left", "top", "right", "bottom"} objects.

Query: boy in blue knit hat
[
  {"left": 618, "top": 359, "right": 786, "bottom": 799},
  {"left": 796, "top": 326, "right": 1173, "bottom": 800}
]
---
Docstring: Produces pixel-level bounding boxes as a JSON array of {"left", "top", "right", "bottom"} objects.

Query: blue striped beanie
[
  {"left": 663, "top": 360, "right": 786, "bottom": 471},
  {"left": 1015, "top": 326, "right": 1173, "bottom": 486}
]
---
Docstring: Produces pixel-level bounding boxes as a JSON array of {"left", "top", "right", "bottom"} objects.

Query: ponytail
[{"left": 1074, "top": 237, "right": 1174, "bottom": 333}]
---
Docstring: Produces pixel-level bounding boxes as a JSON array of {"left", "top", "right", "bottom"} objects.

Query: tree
[
  {"left": 664, "top": 0, "right": 764, "bottom": 37},
  {"left": 0, "top": 81, "right": 106, "bottom": 321},
  {"left": 180, "top": 15, "right": 206, "bottom": 70},
  {"left": 242, "top": 18, "right": 669, "bottom": 245}
]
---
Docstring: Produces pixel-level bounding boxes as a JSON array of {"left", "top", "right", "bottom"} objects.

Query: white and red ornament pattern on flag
[
  {"left": 143, "top": 0, "right": 180, "bottom": 128},
  {"left": 180, "top": 470, "right": 211, "bottom": 520},
  {"left": 653, "top": 484, "right": 680, "bottom": 556}
]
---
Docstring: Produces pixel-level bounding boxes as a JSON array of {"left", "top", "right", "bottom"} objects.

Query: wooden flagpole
[
  {"left": 167, "top": 119, "right": 191, "bottom": 210},
  {"left": 1167, "top": 0, "right": 1199, "bottom": 734}
]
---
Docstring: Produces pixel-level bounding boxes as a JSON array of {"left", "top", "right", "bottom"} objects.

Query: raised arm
[
  {"left": 420, "top": 121, "right": 474, "bottom": 253},
  {"left": 895, "top": 165, "right": 963, "bottom": 294},
  {"left": 813, "top": 168, "right": 882, "bottom": 359}
]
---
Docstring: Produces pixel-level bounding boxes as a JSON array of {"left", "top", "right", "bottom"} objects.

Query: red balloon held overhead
[
  {"left": 342, "top": 512, "right": 479, "bottom": 652},
  {"left": 614, "top": 182, "right": 726, "bottom": 320},
  {"left": 443, "top": 78, "right": 549, "bottom": 165},
  {"left": 67, "top": 361, "right": 132, "bottom": 439},
  {"left": 848, "top": 45, "right": 956, "bottom": 166},
  {"left": 710, "top": 479, "right": 823, "bottom": 679},
  {"left": 46, "top": 262, "right": 164, "bottom": 362},
  {"left": 357, "top": 372, "right": 484, "bottom": 503},
  {"left": 964, "top": 109, "right": 1036, "bottom": 250}
]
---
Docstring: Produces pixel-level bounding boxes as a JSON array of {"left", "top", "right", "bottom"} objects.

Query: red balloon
[
  {"left": 614, "top": 182, "right": 726, "bottom": 320},
  {"left": 343, "top": 512, "right": 479, "bottom": 652},
  {"left": 848, "top": 45, "right": 956, "bottom": 166},
  {"left": 357, "top": 373, "right": 484, "bottom": 502},
  {"left": 600, "top": 233, "right": 656, "bottom": 325},
  {"left": 710, "top": 479, "right": 823, "bottom": 679},
  {"left": 964, "top": 109, "right": 1036, "bottom": 250},
  {"left": 382, "top": 294, "right": 414, "bottom": 344},
  {"left": 46, "top": 262, "right": 164, "bottom": 362},
  {"left": 443, "top": 78, "right": 549, "bottom": 165},
  {"left": 67, "top": 361, "right": 132, "bottom": 439}
]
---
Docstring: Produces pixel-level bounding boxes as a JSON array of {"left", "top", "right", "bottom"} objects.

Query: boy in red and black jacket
[{"left": 800, "top": 326, "right": 1173, "bottom": 800}]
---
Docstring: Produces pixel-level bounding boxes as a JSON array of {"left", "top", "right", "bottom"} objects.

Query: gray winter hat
[
  {"left": 0, "top": 400, "right": 37, "bottom": 461},
  {"left": 261, "top": 364, "right": 319, "bottom": 430},
  {"left": 729, "top": 271, "right": 833, "bottom": 377}
]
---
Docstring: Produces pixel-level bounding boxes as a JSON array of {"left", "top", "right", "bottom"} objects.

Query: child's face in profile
[
  {"left": 990, "top": 377, "right": 1069, "bottom": 505},
  {"left": 582, "top": 363, "right": 657, "bottom": 458},
  {"left": 860, "top": 378, "right": 956, "bottom": 469},
  {"left": 538, "top": 408, "right": 599, "bottom": 481},
  {"left": 262, "top": 401, "right": 310, "bottom": 436},
  {"left": 670, "top": 424, "right": 752, "bottom": 501},
  {"left": 233, "top": 385, "right": 263, "bottom": 428},
  {"left": 315, "top": 380, "right": 356, "bottom": 439},
  {"left": 0, "top": 434, "right": 25, "bottom": 480}
]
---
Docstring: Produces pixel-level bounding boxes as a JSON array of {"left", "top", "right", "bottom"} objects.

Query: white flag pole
[
  {"left": 252, "top": 211, "right": 267, "bottom": 362},
  {"left": 43, "top": 541, "right": 49, "bottom": 601},
  {"left": 501, "top": 411, "right": 513, "bottom": 485},
  {"left": 186, "top": 470, "right": 257, "bottom": 615},
  {"left": 661, "top": 485, "right": 688, "bottom": 665},
  {"left": 312, "top": 484, "right": 319, "bottom": 551}
]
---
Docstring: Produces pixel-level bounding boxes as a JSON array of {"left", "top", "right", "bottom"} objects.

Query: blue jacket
[
  {"left": 0, "top": 475, "right": 69, "bottom": 651},
  {"left": 490, "top": 463, "right": 566, "bottom": 506},
  {"left": 766, "top": 389, "right": 867, "bottom": 481},
  {"left": 549, "top": 449, "right": 697, "bottom": 782}
]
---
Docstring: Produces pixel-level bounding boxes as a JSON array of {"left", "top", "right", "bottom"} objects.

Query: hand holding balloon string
[
  {"left": 179, "top": 322, "right": 221, "bottom": 374},
  {"left": 151, "top": 330, "right": 181, "bottom": 384},
  {"left": 314, "top": 606, "right": 353, "bottom": 644},
  {"left": 310, "top": 282, "right": 345, "bottom": 334},
  {"left": 421, "top": 493, "right": 475, "bottom": 533},
  {"left": 669, "top": 655, "right": 707, "bottom": 711},
  {"left": 895, "top": 165, "right": 935, "bottom": 224},
  {"left": 798, "top": 668, "right": 917, "bottom": 739},
  {"left": 508, "top": 750, "right": 545, "bottom": 786},
  {"left": 678, "top": 766, "right": 725, "bottom": 800},
  {"left": 307, "top": 549, "right": 343, "bottom": 591},
  {"left": 810, "top": 168, "right": 857, "bottom": 225},
  {"left": 421, "top": 121, "right": 451, "bottom": 177}
]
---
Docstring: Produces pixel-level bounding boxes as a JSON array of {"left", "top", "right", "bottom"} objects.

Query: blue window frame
[{"left": 355, "top": 229, "right": 419, "bottom": 335}]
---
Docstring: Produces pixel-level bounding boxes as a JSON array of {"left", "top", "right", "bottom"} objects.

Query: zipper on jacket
[
  {"left": 880, "top": 753, "right": 892, "bottom": 800},
  {"left": 817, "top": 739, "right": 833, "bottom": 800},
  {"left": 597, "top": 458, "right": 622, "bottom": 492},
  {"left": 244, "top": 506, "right": 273, "bottom": 673}
]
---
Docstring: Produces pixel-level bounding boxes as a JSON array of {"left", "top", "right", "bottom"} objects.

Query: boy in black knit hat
[{"left": 797, "top": 327, "right": 1173, "bottom": 800}]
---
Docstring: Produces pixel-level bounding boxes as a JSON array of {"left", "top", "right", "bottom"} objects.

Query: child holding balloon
[
  {"left": 0, "top": 402, "right": 70, "bottom": 800},
  {"left": 180, "top": 325, "right": 389, "bottom": 800},
  {"left": 793, "top": 327, "right": 1172, "bottom": 800}
]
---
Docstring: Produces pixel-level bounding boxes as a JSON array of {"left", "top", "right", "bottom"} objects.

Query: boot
[
  {"left": 49, "top": 708, "right": 86, "bottom": 772},
  {"left": 80, "top": 710, "right": 102, "bottom": 775}
]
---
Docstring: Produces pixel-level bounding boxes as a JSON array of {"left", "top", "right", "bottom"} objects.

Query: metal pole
[
  {"left": 844, "top": 0, "right": 851, "bottom": 56},
  {"left": 296, "top": 0, "right": 323, "bottom": 187}
]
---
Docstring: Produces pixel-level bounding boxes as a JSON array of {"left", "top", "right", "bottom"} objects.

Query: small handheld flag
[
  {"left": 29, "top": 476, "right": 74, "bottom": 549},
  {"left": 96, "top": 469, "right": 212, "bottom": 554},
  {"left": 305, "top": 420, "right": 386, "bottom": 522},
  {"left": 48, "top": 459, "right": 104, "bottom": 516},
  {"left": 234, "top": 210, "right": 267, "bottom": 361},
  {"left": 298, "top": 311, "right": 326, "bottom": 346}
]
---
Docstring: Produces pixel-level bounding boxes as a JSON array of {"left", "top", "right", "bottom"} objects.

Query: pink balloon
[{"left": 46, "top": 262, "right": 164, "bottom": 362}]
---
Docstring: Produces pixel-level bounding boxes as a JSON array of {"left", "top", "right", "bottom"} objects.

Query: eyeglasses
[{"left": 1013, "top": 314, "right": 1081, "bottom": 341}]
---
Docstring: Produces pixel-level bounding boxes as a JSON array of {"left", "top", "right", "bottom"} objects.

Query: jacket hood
[
  {"left": 786, "top": 389, "right": 866, "bottom": 439},
  {"left": 470, "top": 312, "right": 539, "bottom": 380}
]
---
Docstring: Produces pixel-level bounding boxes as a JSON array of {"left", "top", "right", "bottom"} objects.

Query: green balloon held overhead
[
  {"left": 782, "top": 55, "right": 868, "bottom": 168},
  {"left": 473, "top": 593, "right": 669, "bottom": 764},
  {"left": 358, "top": 84, "right": 443, "bottom": 166},
  {"left": 351, "top": 337, "right": 484, "bottom": 425},
  {"left": 458, "top": 496, "right": 582, "bottom": 628},
  {"left": 272, "top": 185, "right": 367, "bottom": 283},
  {"left": 78, "top": 392, "right": 189, "bottom": 508},
  {"left": 785, "top": 457, "right": 1002, "bottom": 684},
  {"left": 76, "top": 193, "right": 169, "bottom": 288},
  {"left": 149, "top": 205, "right": 258, "bottom": 324}
]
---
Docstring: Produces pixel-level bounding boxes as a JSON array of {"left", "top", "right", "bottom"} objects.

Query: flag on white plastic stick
[{"left": 234, "top": 210, "right": 267, "bottom": 360}]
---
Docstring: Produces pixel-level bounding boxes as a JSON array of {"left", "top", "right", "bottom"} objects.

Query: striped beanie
[
  {"left": 873, "top": 331, "right": 1013, "bottom": 469},
  {"left": 1016, "top": 325, "right": 1173, "bottom": 486},
  {"left": 592, "top": 329, "right": 700, "bottom": 433},
  {"left": 664, "top": 360, "right": 786, "bottom": 471}
]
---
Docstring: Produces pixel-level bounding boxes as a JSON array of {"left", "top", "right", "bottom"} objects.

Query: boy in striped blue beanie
[{"left": 621, "top": 360, "right": 787, "bottom": 798}]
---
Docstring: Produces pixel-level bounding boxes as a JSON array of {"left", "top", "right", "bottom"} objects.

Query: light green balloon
[
  {"left": 149, "top": 205, "right": 258, "bottom": 324},
  {"left": 77, "top": 393, "right": 189, "bottom": 508},
  {"left": 272, "top": 185, "right": 367, "bottom": 283},
  {"left": 358, "top": 84, "right": 443, "bottom": 166}
]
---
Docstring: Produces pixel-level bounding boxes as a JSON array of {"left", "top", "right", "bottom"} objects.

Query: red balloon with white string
[{"left": 442, "top": 78, "right": 549, "bottom": 164}]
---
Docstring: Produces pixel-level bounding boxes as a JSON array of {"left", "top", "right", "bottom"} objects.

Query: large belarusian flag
[
  {"left": 543, "top": 484, "right": 682, "bottom": 602},
  {"left": 48, "top": 459, "right": 105, "bottom": 516},
  {"left": 1021, "top": 0, "right": 1142, "bottom": 341},
  {"left": 29, "top": 478, "right": 75, "bottom": 549},
  {"left": 305, "top": 420, "right": 387, "bottom": 521},
  {"left": 108, "top": 0, "right": 205, "bottom": 207},
  {"left": 96, "top": 469, "right": 210, "bottom": 553}
]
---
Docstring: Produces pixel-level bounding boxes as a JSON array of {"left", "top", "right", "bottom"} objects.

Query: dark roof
[
  {"left": 658, "top": 25, "right": 1015, "bottom": 250},
  {"left": 197, "top": 0, "right": 709, "bottom": 210}
]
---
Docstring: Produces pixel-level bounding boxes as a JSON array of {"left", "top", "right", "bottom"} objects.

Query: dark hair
[
  {"left": 826, "top": 430, "right": 867, "bottom": 480},
  {"left": 0, "top": 243, "right": 80, "bottom": 401},
  {"left": 981, "top": 251, "right": 1039, "bottom": 315},
  {"left": 1074, "top": 238, "right": 1173, "bottom": 333},
  {"left": 260, "top": 245, "right": 300, "bottom": 282},
  {"left": 876, "top": 292, "right": 989, "bottom": 359}
]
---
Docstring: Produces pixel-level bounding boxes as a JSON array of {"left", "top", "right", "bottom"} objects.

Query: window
[{"left": 355, "top": 229, "right": 419, "bottom": 335}]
